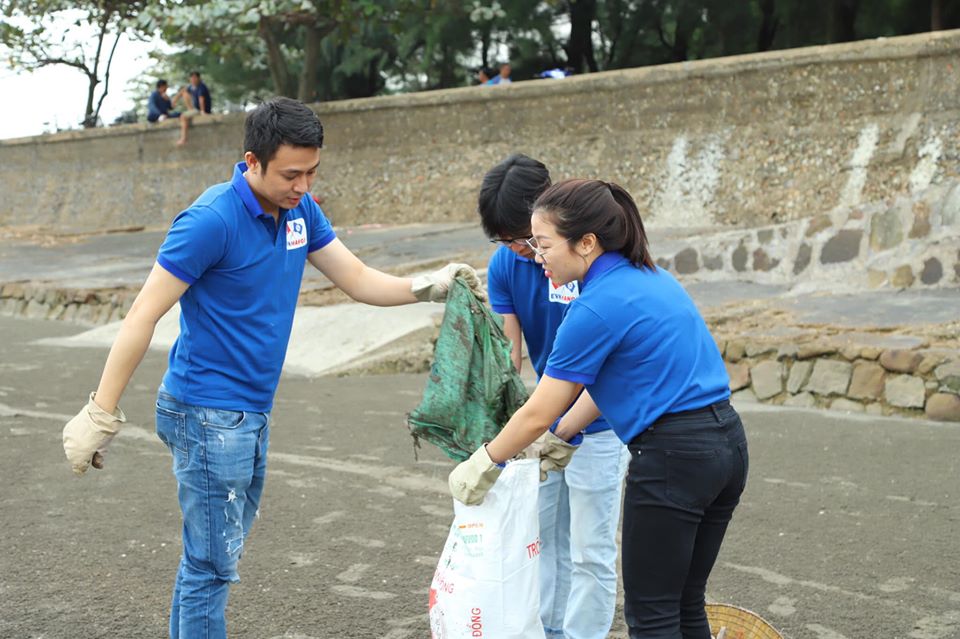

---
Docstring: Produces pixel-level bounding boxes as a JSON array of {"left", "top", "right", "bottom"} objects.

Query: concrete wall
[{"left": 2, "top": 30, "right": 960, "bottom": 232}]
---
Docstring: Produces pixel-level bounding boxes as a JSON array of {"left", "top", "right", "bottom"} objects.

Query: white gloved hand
[
  {"left": 411, "top": 263, "right": 486, "bottom": 303},
  {"left": 62, "top": 392, "right": 126, "bottom": 476},
  {"left": 448, "top": 444, "right": 503, "bottom": 505},
  {"left": 535, "top": 429, "right": 581, "bottom": 481}
]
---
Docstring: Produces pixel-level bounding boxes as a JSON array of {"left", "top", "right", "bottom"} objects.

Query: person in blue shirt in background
[
  {"left": 451, "top": 178, "right": 748, "bottom": 639},
  {"left": 187, "top": 71, "right": 212, "bottom": 114},
  {"left": 62, "top": 97, "right": 483, "bottom": 639},
  {"left": 479, "top": 155, "right": 629, "bottom": 639},
  {"left": 147, "top": 79, "right": 193, "bottom": 146}
]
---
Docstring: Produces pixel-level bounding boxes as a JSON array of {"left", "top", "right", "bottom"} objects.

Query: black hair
[
  {"left": 156, "top": 79, "right": 168, "bottom": 89},
  {"left": 478, "top": 154, "right": 551, "bottom": 239},
  {"left": 190, "top": 71, "right": 201, "bottom": 78},
  {"left": 243, "top": 97, "right": 324, "bottom": 172},
  {"left": 533, "top": 179, "right": 655, "bottom": 270}
]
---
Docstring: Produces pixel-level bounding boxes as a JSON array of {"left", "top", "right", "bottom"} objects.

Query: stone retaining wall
[
  {"left": 2, "top": 30, "right": 960, "bottom": 231},
  {"left": 656, "top": 180, "right": 960, "bottom": 291},
  {"left": 0, "top": 282, "right": 134, "bottom": 325},
  {"left": 719, "top": 333, "right": 960, "bottom": 422}
]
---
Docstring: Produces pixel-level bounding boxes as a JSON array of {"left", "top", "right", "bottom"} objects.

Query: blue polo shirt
[
  {"left": 487, "top": 246, "right": 609, "bottom": 434},
  {"left": 545, "top": 252, "right": 730, "bottom": 443},
  {"left": 187, "top": 82, "right": 212, "bottom": 113},
  {"left": 156, "top": 162, "right": 336, "bottom": 412}
]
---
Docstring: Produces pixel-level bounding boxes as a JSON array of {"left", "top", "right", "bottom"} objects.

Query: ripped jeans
[{"left": 156, "top": 387, "right": 270, "bottom": 639}]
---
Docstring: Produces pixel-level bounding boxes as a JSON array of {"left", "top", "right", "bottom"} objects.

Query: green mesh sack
[{"left": 407, "top": 277, "right": 529, "bottom": 462}]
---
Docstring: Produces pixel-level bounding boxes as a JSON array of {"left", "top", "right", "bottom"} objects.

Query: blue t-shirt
[
  {"left": 157, "top": 162, "right": 336, "bottom": 412},
  {"left": 147, "top": 91, "right": 173, "bottom": 122},
  {"left": 545, "top": 252, "right": 730, "bottom": 443},
  {"left": 487, "top": 246, "right": 609, "bottom": 434},
  {"left": 187, "top": 82, "right": 212, "bottom": 113}
]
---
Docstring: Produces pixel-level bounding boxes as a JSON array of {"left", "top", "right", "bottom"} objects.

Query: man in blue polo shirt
[
  {"left": 479, "top": 154, "right": 629, "bottom": 639},
  {"left": 61, "top": 97, "right": 482, "bottom": 639},
  {"left": 186, "top": 71, "right": 212, "bottom": 114}
]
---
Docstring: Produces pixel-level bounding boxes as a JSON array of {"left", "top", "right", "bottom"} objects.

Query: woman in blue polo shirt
[{"left": 449, "top": 178, "right": 748, "bottom": 638}]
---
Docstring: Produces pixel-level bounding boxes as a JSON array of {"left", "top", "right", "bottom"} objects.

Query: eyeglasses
[
  {"left": 488, "top": 237, "right": 530, "bottom": 246},
  {"left": 524, "top": 237, "right": 570, "bottom": 259}
]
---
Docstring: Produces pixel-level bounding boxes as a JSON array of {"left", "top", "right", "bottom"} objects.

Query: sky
[{"left": 0, "top": 16, "right": 167, "bottom": 140}]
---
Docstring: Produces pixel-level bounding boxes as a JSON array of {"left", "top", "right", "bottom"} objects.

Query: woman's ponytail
[{"left": 607, "top": 183, "right": 654, "bottom": 270}]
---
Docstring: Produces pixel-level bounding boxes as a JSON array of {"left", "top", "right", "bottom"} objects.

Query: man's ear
[{"left": 244, "top": 151, "right": 259, "bottom": 173}]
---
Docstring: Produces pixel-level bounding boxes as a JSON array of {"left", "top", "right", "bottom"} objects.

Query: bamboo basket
[{"left": 706, "top": 603, "right": 784, "bottom": 639}]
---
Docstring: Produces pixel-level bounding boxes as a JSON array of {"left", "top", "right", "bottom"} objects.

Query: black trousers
[{"left": 622, "top": 400, "right": 749, "bottom": 639}]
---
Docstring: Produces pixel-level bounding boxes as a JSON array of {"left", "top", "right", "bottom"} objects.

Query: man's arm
[
  {"left": 501, "top": 313, "right": 523, "bottom": 373},
  {"left": 199, "top": 92, "right": 207, "bottom": 113},
  {"left": 307, "top": 239, "right": 417, "bottom": 306},
  {"left": 92, "top": 263, "right": 188, "bottom": 413}
]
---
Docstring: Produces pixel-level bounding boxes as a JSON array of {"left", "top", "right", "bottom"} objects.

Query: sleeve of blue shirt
[
  {"left": 544, "top": 303, "right": 618, "bottom": 385},
  {"left": 156, "top": 207, "right": 228, "bottom": 285},
  {"left": 487, "top": 249, "right": 514, "bottom": 315},
  {"left": 304, "top": 196, "right": 337, "bottom": 253}
]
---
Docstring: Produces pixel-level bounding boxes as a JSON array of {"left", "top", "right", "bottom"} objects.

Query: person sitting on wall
[
  {"left": 476, "top": 67, "right": 496, "bottom": 85},
  {"left": 147, "top": 79, "right": 195, "bottom": 147},
  {"left": 186, "top": 71, "right": 212, "bottom": 115},
  {"left": 489, "top": 62, "right": 512, "bottom": 85}
]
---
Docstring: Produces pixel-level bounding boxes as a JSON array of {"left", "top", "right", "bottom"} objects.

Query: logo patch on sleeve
[
  {"left": 547, "top": 279, "right": 579, "bottom": 304},
  {"left": 286, "top": 218, "right": 308, "bottom": 250}
]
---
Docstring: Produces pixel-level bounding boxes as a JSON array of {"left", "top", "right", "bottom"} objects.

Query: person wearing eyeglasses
[
  {"left": 453, "top": 178, "right": 748, "bottom": 638},
  {"left": 478, "top": 154, "right": 629, "bottom": 639}
]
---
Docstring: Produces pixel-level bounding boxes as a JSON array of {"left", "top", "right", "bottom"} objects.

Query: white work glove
[
  {"left": 527, "top": 427, "right": 582, "bottom": 481},
  {"left": 62, "top": 392, "right": 126, "bottom": 476},
  {"left": 411, "top": 263, "right": 486, "bottom": 303},
  {"left": 448, "top": 444, "right": 503, "bottom": 505}
]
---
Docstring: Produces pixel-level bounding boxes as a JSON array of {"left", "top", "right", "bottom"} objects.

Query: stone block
[
  {"left": 752, "top": 248, "right": 778, "bottom": 272},
  {"left": 918, "top": 353, "right": 946, "bottom": 375},
  {"left": 726, "top": 362, "right": 750, "bottom": 392},
  {"left": 879, "top": 349, "right": 923, "bottom": 373},
  {"left": 750, "top": 360, "right": 783, "bottom": 400},
  {"left": 656, "top": 257, "right": 672, "bottom": 271},
  {"left": 703, "top": 254, "right": 723, "bottom": 270},
  {"left": 935, "top": 361, "right": 960, "bottom": 393},
  {"left": 820, "top": 229, "right": 863, "bottom": 264},
  {"left": 830, "top": 398, "right": 865, "bottom": 413},
  {"left": 891, "top": 265, "right": 915, "bottom": 288},
  {"left": 746, "top": 341, "right": 777, "bottom": 357},
  {"left": 793, "top": 243, "right": 812, "bottom": 275},
  {"left": 61, "top": 304, "right": 78, "bottom": 323},
  {"left": 805, "top": 214, "right": 832, "bottom": 237},
  {"left": 726, "top": 340, "right": 746, "bottom": 362},
  {"left": 859, "top": 346, "right": 882, "bottom": 360},
  {"left": 867, "top": 269, "right": 887, "bottom": 288},
  {"left": 24, "top": 300, "right": 50, "bottom": 319},
  {"left": 732, "top": 244, "right": 748, "bottom": 272},
  {"left": 787, "top": 361, "right": 813, "bottom": 394},
  {"left": 732, "top": 388, "right": 757, "bottom": 404},
  {"left": 784, "top": 392, "right": 816, "bottom": 408},
  {"left": 869, "top": 204, "right": 904, "bottom": 251},
  {"left": 840, "top": 345, "right": 860, "bottom": 361},
  {"left": 757, "top": 229, "right": 774, "bottom": 244},
  {"left": 797, "top": 342, "right": 837, "bottom": 359},
  {"left": 925, "top": 393, "right": 960, "bottom": 422},
  {"left": 674, "top": 248, "right": 699, "bottom": 274},
  {"left": 884, "top": 374, "right": 926, "bottom": 408},
  {"left": 805, "top": 359, "right": 852, "bottom": 396},
  {"left": 849, "top": 361, "right": 885, "bottom": 400},
  {"left": 865, "top": 403, "right": 884, "bottom": 416},
  {"left": 777, "top": 343, "right": 799, "bottom": 360},
  {"left": 920, "top": 258, "right": 943, "bottom": 285},
  {"left": 908, "top": 201, "right": 931, "bottom": 238}
]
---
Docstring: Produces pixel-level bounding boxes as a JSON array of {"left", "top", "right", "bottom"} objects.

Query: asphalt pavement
[{"left": 1, "top": 314, "right": 958, "bottom": 639}]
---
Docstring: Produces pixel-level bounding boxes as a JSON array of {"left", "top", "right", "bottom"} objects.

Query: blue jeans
[
  {"left": 155, "top": 388, "right": 270, "bottom": 639},
  {"left": 622, "top": 400, "right": 748, "bottom": 638},
  {"left": 539, "top": 428, "right": 630, "bottom": 639}
]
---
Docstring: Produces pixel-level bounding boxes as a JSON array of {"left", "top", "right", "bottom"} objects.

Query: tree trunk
[
  {"left": 828, "top": 0, "right": 859, "bottom": 43},
  {"left": 298, "top": 25, "right": 323, "bottom": 102},
  {"left": 565, "top": 0, "right": 598, "bottom": 73},
  {"left": 931, "top": 0, "right": 943, "bottom": 30},
  {"left": 82, "top": 14, "right": 109, "bottom": 128},
  {"left": 756, "top": 0, "right": 778, "bottom": 51},
  {"left": 260, "top": 18, "right": 292, "bottom": 96}
]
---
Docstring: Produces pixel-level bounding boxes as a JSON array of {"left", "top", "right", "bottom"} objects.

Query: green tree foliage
[{"left": 1, "top": 0, "right": 152, "bottom": 127}]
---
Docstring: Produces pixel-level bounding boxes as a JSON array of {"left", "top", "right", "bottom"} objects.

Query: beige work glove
[
  {"left": 526, "top": 429, "right": 581, "bottom": 481},
  {"left": 448, "top": 444, "right": 503, "bottom": 505},
  {"left": 62, "top": 392, "right": 126, "bottom": 476},
  {"left": 411, "top": 263, "right": 486, "bottom": 303}
]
